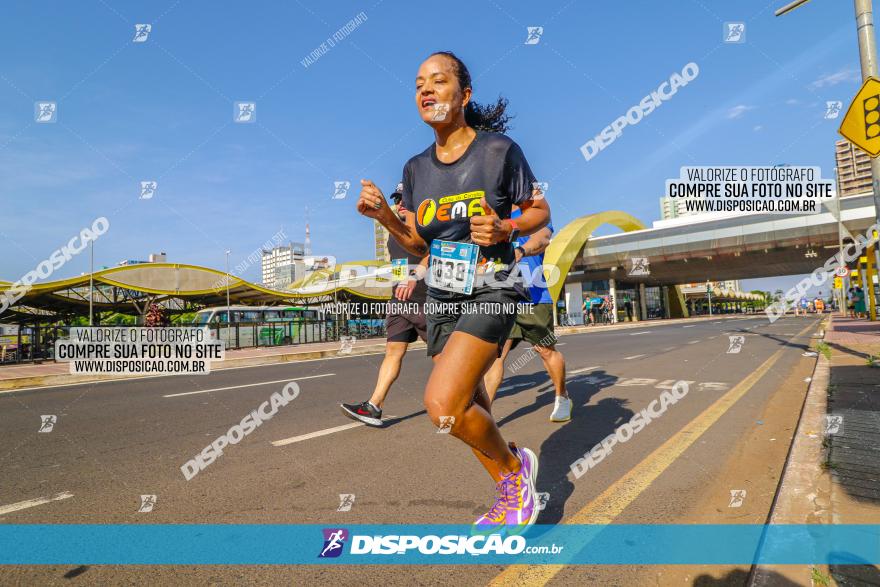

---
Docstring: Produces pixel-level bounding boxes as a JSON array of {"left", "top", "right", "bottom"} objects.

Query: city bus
[{"left": 192, "top": 305, "right": 325, "bottom": 348}]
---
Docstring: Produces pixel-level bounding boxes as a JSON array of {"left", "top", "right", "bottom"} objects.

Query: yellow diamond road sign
[{"left": 840, "top": 77, "right": 880, "bottom": 157}]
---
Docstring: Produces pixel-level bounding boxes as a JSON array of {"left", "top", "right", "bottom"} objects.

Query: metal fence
[{"left": 0, "top": 319, "right": 387, "bottom": 364}]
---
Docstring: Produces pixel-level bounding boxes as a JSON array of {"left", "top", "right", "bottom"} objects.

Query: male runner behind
[
  {"left": 340, "top": 189, "right": 428, "bottom": 427},
  {"left": 483, "top": 208, "right": 571, "bottom": 422}
]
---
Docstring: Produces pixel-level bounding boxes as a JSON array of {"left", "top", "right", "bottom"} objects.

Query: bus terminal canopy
[{"left": 0, "top": 262, "right": 393, "bottom": 322}]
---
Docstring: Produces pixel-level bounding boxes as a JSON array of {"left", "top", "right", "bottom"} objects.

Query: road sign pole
[{"left": 855, "top": 0, "right": 880, "bottom": 319}]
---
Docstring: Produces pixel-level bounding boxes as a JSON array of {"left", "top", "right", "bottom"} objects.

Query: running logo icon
[
  {"left": 824, "top": 101, "right": 843, "bottom": 120},
  {"left": 332, "top": 181, "right": 350, "bottom": 200},
  {"left": 825, "top": 414, "right": 843, "bottom": 436},
  {"left": 724, "top": 22, "right": 745, "bottom": 43},
  {"left": 35, "top": 102, "right": 57, "bottom": 123},
  {"left": 536, "top": 492, "right": 550, "bottom": 511},
  {"left": 431, "top": 103, "right": 449, "bottom": 121},
  {"left": 319, "top": 528, "right": 348, "bottom": 558},
  {"left": 337, "top": 494, "right": 355, "bottom": 512},
  {"left": 728, "top": 489, "right": 746, "bottom": 508},
  {"left": 38, "top": 415, "right": 57, "bottom": 433},
  {"left": 532, "top": 181, "right": 548, "bottom": 200},
  {"left": 133, "top": 24, "right": 151, "bottom": 43},
  {"left": 437, "top": 415, "right": 455, "bottom": 433},
  {"left": 138, "top": 494, "right": 157, "bottom": 513},
  {"left": 627, "top": 257, "right": 650, "bottom": 276},
  {"left": 339, "top": 335, "right": 356, "bottom": 355},
  {"left": 525, "top": 27, "right": 543, "bottom": 45},
  {"left": 140, "top": 181, "right": 157, "bottom": 200},
  {"left": 234, "top": 102, "right": 256, "bottom": 123},
  {"left": 727, "top": 335, "right": 745, "bottom": 354}
]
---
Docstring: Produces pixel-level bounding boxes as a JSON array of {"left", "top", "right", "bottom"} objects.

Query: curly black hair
[{"left": 430, "top": 51, "right": 513, "bottom": 134}]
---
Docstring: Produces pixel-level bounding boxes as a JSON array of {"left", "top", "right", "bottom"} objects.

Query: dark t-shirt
[
  {"left": 400, "top": 131, "right": 537, "bottom": 300},
  {"left": 387, "top": 227, "right": 427, "bottom": 303}
]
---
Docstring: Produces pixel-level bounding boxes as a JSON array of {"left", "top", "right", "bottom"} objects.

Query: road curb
[{"left": 747, "top": 318, "right": 832, "bottom": 587}]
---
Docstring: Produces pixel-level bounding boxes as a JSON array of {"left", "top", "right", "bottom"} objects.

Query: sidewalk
[
  {"left": 0, "top": 312, "right": 748, "bottom": 392},
  {"left": 751, "top": 315, "right": 880, "bottom": 587}
]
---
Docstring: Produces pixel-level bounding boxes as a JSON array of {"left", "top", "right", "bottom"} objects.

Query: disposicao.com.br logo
[{"left": 318, "top": 528, "right": 563, "bottom": 558}]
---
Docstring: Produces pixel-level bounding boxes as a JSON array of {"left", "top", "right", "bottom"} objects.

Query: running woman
[
  {"left": 482, "top": 208, "right": 572, "bottom": 422},
  {"left": 341, "top": 189, "right": 429, "bottom": 427},
  {"left": 356, "top": 51, "right": 551, "bottom": 532}
]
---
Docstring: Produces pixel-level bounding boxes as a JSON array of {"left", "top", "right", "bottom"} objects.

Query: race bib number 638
[{"left": 427, "top": 240, "right": 479, "bottom": 295}]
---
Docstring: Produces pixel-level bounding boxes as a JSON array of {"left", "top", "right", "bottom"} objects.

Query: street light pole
[
  {"left": 89, "top": 240, "right": 94, "bottom": 326},
  {"left": 855, "top": 0, "right": 880, "bottom": 320},
  {"left": 707, "top": 280, "right": 713, "bottom": 316},
  {"left": 777, "top": 0, "right": 880, "bottom": 319},
  {"left": 225, "top": 249, "right": 231, "bottom": 321}
]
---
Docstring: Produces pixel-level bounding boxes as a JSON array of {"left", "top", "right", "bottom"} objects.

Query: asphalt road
[{"left": 0, "top": 315, "right": 824, "bottom": 586}]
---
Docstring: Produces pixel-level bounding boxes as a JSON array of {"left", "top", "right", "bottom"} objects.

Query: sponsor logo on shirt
[{"left": 416, "top": 190, "right": 485, "bottom": 226}]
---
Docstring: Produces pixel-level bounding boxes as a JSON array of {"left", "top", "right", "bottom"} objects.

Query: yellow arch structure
[{"left": 543, "top": 210, "right": 646, "bottom": 302}]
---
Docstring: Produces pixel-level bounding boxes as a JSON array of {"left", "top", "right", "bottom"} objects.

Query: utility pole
[
  {"left": 777, "top": 0, "right": 880, "bottom": 319},
  {"left": 225, "top": 249, "right": 231, "bottom": 319},
  {"left": 89, "top": 240, "right": 94, "bottom": 326},
  {"left": 855, "top": 0, "right": 880, "bottom": 320},
  {"left": 707, "top": 280, "right": 713, "bottom": 316}
]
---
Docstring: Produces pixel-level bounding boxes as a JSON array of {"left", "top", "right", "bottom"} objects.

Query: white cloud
[
  {"left": 785, "top": 98, "right": 799, "bottom": 105},
  {"left": 726, "top": 104, "right": 754, "bottom": 119},
  {"left": 753, "top": 125, "right": 763, "bottom": 132},
  {"left": 810, "top": 69, "right": 859, "bottom": 89}
]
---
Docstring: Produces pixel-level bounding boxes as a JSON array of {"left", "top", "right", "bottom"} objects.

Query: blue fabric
[{"left": 511, "top": 208, "right": 553, "bottom": 304}]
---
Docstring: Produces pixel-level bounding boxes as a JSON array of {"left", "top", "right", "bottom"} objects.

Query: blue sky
[{"left": 0, "top": 0, "right": 865, "bottom": 293}]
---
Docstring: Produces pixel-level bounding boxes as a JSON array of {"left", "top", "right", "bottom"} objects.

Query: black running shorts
[
  {"left": 386, "top": 302, "right": 427, "bottom": 343},
  {"left": 425, "top": 288, "right": 522, "bottom": 357}
]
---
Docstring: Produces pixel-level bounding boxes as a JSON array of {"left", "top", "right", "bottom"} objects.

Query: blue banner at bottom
[{"left": 1, "top": 524, "right": 879, "bottom": 565}]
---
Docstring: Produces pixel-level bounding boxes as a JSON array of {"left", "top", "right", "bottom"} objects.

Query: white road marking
[
  {"left": 163, "top": 374, "right": 334, "bottom": 398},
  {"left": 0, "top": 492, "right": 73, "bottom": 515},
  {"left": 275, "top": 365, "right": 607, "bottom": 447},
  {"left": 629, "top": 331, "right": 651, "bottom": 336},
  {"left": 624, "top": 354, "right": 646, "bottom": 360},
  {"left": 688, "top": 340, "right": 700, "bottom": 344},
  {"left": 683, "top": 325, "right": 696, "bottom": 328},
  {"left": 272, "top": 422, "right": 364, "bottom": 446},
  {"left": 663, "top": 346, "right": 676, "bottom": 351}
]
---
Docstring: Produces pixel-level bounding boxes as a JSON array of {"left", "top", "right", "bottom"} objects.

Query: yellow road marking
[{"left": 490, "top": 321, "right": 816, "bottom": 586}]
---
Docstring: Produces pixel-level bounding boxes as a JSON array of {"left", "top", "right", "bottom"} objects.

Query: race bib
[
  {"left": 391, "top": 258, "right": 408, "bottom": 282},
  {"left": 428, "top": 240, "right": 479, "bottom": 295}
]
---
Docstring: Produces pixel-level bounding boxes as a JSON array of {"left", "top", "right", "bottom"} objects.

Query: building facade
[
  {"left": 261, "top": 242, "right": 305, "bottom": 289},
  {"left": 374, "top": 220, "right": 390, "bottom": 262},
  {"left": 835, "top": 139, "right": 873, "bottom": 198}
]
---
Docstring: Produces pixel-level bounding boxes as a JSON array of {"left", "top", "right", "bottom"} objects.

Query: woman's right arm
[{"left": 357, "top": 179, "right": 428, "bottom": 257}]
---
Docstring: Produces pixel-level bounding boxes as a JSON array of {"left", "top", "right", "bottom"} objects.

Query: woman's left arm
[{"left": 512, "top": 197, "right": 549, "bottom": 237}]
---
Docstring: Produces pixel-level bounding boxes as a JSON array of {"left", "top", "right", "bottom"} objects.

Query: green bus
[{"left": 192, "top": 305, "right": 324, "bottom": 347}]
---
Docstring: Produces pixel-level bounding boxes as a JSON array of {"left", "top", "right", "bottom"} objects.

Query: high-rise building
[
  {"left": 659, "top": 196, "right": 706, "bottom": 220},
  {"left": 374, "top": 220, "right": 390, "bottom": 262},
  {"left": 835, "top": 139, "right": 873, "bottom": 197},
  {"left": 261, "top": 242, "right": 305, "bottom": 288}
]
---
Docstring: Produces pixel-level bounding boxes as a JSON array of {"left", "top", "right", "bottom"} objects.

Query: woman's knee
[{"left": 424, "top": 381, "right": 467, "bottom": 428}]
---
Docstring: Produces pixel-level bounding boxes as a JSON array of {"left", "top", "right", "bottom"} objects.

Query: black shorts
[
  {"left": 386, "top": 302, "right": 427, "bottom": 343},
  {"left": 509, "top": 303, "right": 556, "bottom": 349},
  {"left": 425, "top": 288, "right": 521, "bottom": 357}
]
